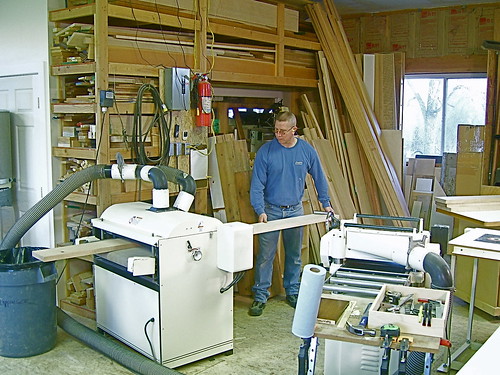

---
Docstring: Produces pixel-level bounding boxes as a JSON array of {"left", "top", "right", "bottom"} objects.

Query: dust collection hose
[
  {"left": 0, "top": 163, "right": 195, "bottom": 251},
  {"left": 0, "top": 164, "right": 112, "bottom": 251},
  {"left": 0, "top": 163, "right": 191, "bottom": 374},
  {"left": 57, "top": 308, "right": 181, "bottom": 375}
]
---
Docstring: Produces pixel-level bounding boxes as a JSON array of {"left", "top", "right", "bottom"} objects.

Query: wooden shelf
[
  {"left": 65, "top": 192, "right": 97, "bottom": 205},
  {"left": 52, "top": 62, "right": 96, "bottom": 75},
  {"left": 53, "top": 103, "right": 96, "bottom": 113},
  {"left": 53, "top": 147, "right": 97, "bottom": 159}
]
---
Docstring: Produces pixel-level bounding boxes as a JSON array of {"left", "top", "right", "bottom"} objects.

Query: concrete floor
[{"left": 0, "top": 293, "right": 498, "bottom": 375}]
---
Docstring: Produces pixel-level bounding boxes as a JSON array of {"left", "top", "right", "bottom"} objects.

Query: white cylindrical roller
[
  {"left": 292, "top": 264, "right": 327, "bottom": 338},
  {"left": 110, "top": 164, "right": 138, "bottom": 180},
  {"left": 173, "top": 191, "right": 194, "bottom": 212},
  {"left": 152, "top": 188, "right": 169, "bottom": 209}
]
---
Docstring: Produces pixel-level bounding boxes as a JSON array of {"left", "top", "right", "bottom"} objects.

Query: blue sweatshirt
[{"left": 250, "top": 138, "right": 331, "bottom": 216}]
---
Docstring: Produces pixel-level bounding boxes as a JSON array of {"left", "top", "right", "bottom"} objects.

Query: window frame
[{"left": 402, "top": 72, "right": 487, "bottom": 158}]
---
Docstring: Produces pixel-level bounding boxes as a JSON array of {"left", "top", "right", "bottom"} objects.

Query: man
[{"left": 249, "top": 111, "right": 334, "bottom": 316}]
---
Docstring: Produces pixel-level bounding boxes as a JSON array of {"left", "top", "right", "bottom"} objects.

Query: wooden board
[
  {"left": 33, "top": 238, "right": 136, "bottom": 262},
  {"left": 251, "top": 214, "right": 328, "bottom": 235},
  {"left": 311, "top": 139, "right": 357, "bottom": 219}
]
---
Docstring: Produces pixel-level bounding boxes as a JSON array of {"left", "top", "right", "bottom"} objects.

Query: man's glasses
[{"left": 274, "top": 127, "right": 295, "bottom": 135}]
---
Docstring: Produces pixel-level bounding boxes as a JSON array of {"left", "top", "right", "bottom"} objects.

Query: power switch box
[
  {"left": 217, "top": 222, "right": 253, "bottom": 272},
  {"left": 100, "top": 90, "right": 114, "bottom": 107},
  {"left": 164, "top": 67, "right": 190, "bottom": 110}
]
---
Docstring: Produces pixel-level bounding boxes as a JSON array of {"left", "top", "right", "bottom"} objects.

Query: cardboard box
[
  {"left": 317, "top": 296, "right": 350, "bottom": 326},
  {"left": 368, "top": 284, "right": 450, "bottom": 338},
  {"left": 456, "top": 152, "right": 483, "bottom": 195},
  {"left": 457, "top": 124, "right": 485, "bottom": 153}
]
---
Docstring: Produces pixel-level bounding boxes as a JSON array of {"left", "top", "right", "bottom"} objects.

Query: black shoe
[
  {"left": 286, "top": 294, "right": 298, "bottom": 308},
  {"left": 249, "top": 301, "right": 266, "bottom": 316}
]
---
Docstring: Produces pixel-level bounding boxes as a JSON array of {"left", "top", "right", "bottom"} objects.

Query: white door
[{"left": 0, "top": 65, "right": 54, "bottom": 248}]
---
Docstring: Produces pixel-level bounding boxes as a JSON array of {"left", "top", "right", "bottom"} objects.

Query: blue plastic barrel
[{"left": 0, "top": 247, "right": 57, "bottom": 357}]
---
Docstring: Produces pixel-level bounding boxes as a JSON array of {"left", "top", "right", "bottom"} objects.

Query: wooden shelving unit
[
  {"left": 49, "top": 0, "right": 320, "bottom": 315},
  {"left": 49, "top": 0, "right": 321, "bottom": 237}
]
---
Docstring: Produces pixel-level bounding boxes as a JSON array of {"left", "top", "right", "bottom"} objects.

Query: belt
[{"left": 267, "top": 202, "right": 300, "bottom": 209}]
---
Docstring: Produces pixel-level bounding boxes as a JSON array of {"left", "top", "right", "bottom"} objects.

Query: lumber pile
[
  {"left": 435, "top": 195, "right": 500, "bottom": 213},
  {"left": 305, "top": 0, "right": 410, "bottom": 220}
]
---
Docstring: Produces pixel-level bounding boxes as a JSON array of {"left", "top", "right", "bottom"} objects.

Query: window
[{"left": 402, "top": 74, "right": 487, "bottom": 159}]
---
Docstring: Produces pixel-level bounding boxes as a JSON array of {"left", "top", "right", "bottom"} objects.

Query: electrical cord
[
  {"left": 132, "top": 84, "right": 171, "bottom": 165},
  {"left": 144, "top": 317, "right": 157, "bottom": 362},
  {"left": 220, "top": 271, "right": 245, "bottom": 293}
]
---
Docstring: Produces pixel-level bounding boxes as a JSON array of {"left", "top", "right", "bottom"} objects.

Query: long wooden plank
[
  {"left": 344, "top": 133, "right": 374, "bottom": 216},
  {"left": 33, "top": 238, "right": 136, "bottom": 262},
  {"left": 312, "top": 139, "right": 357, "bottom": 219},
  {"left": 252, "top": 213, "right": 328, "bottom": 235},
  {"left": 306, "top": 2, "right": 409, "bottom": 219}
]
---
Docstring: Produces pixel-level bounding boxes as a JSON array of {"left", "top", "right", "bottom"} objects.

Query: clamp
[{"left": 380, "top": 324, "right": 401, "bottom": 375}]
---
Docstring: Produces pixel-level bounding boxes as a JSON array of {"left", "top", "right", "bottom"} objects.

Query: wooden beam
[
  {"left": 405, "top": 55, "right": 487, "bottom": 74},
  {"left": 275, "top": 3, "right": 285, "bottom": 77},
  {"left": 49, "top": 4, "right": 95, "bottom": 21},
  {"left": 108, "top": 4, "right": 197, "bottom": 30},
  {"left": 95, "top": 0, "right": 112, "bottom": 216},
  {"left": 194, "top": 0, "right": 208, "bottom": 72},
  {"left": 210, "top": 70, "right": 317, "bottom": 88},
  {"left": 33, "top": 238, "right": 137, "bottom": 262},
  {"left": 252, "top": 213, "right": 328, "bottom": 235}
]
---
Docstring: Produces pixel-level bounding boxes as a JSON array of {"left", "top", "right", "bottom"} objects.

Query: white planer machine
[
  {"left": 319, "top": 214, "right": 452, "bottom": 295},
  {"left": 316, "top": 214, "right": 453, "bottom": 375},
  {"left": 91, "top": 201, "right": 254, "bottom": 368}
]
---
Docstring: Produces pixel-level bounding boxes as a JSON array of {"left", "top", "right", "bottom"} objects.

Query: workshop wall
[{"left": 341, "top": 4, "right": 500, "bottom": 73}]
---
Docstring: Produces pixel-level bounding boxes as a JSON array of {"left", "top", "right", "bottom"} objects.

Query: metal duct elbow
[{"left": 422, "top": 252, "right": 454, "bottom": 290}]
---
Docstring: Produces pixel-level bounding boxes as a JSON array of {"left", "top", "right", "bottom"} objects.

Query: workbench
[
  {"left": 435, "top": 195, "right": 500, "bottom": 316},
  {"left": 315, "top": 294, "right": 442, "bottom": 375},
  {"left": 438, "top": 228, "right": 500, "bottom": 371}
]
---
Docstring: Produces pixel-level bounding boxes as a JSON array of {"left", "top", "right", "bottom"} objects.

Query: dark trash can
[{"left": 0, "top": 246, "right": 57, "bottom": 357}]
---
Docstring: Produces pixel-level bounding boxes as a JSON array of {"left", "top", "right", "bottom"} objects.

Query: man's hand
[
  {"left": 258, "top": 213, "right": 268, "bottom": 223},
  {"left": 324, "top": 206, "right": 334, "bottom": 213}
]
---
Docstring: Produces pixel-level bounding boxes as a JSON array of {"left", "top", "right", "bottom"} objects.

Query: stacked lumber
[
  {"left": 305, "top": 0, "right": 409, "bottom": 220},
  {"left": 435, "top": 195, "right": 500, "bottom": 213}
]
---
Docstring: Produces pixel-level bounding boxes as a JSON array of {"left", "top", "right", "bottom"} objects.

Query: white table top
[
  {"left": 450, "top": 228, "right": 500, "bottom": 258},
  {"left": 457, "top": 326, "right": 500, "bottom": 374}
]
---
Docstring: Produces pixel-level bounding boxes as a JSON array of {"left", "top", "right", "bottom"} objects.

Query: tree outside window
[{"left": 402, "top": 74, "right": 486, "bottom": 160}]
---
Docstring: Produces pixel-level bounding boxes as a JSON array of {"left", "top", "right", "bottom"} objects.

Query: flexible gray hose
[
  {"left": 0, "top": 165, "right": 111, "bottom": 250},
  {"left": 57, "top": 308, "right": 181, "bottom": 375},
  {"left": 406, "top": 351, "right": 426, "bottom": 375},
  {"left": 156, "top": 165, "right": 196, "bottom": 195}
]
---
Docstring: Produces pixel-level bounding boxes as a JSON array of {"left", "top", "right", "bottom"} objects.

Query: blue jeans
[{"left": 252, "top": 202, "right": 304, "bottom": 303}]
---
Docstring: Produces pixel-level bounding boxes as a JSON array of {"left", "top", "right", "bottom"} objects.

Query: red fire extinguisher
[{"left": 196, "top": 74, "right": 212, "bottom": 127}]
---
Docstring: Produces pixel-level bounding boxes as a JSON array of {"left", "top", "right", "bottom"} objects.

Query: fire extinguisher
[{"left": 196, "top": 74, "right": 212, "bottom": 127}]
